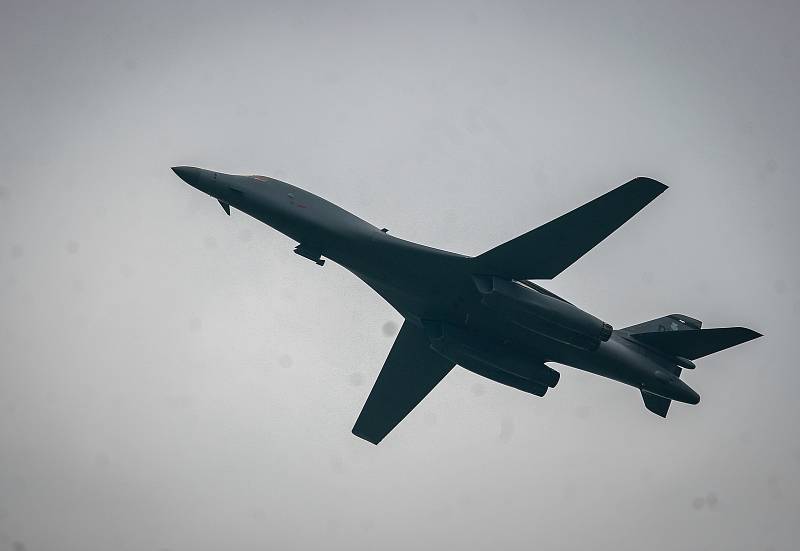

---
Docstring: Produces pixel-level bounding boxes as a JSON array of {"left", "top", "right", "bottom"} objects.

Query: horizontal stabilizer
[
  {"left": 642, "top": 391, "right": 671, "bottom": 417},
  {"left": 631, "top": 327, "right": 762, "bottom": 360},
  {"left": 473, "top": 177, "right": 667, "bottom": 280},
  {"left": 353, "top": 321, "right": 454, "bottom": 444}
]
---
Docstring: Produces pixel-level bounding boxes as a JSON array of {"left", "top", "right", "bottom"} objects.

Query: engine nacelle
[
  {"left": 427, "top": 322, "right": 560, "bottom": 389},
  {"left": 474, "top": 276, "right": 612, "bottom": 351}
]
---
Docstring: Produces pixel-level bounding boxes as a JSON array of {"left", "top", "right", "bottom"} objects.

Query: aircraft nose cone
[{"left": 171, "top": 166, "right": 198, "bottom": 186}]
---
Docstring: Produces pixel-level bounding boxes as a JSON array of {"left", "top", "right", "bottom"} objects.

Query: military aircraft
[{"left": 172, "top": 167, "right": 761, "bottom": 444}]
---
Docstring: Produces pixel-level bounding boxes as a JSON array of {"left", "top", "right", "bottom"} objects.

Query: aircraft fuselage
[{"left": 172, "top": 166, "right": 700, "bottom": 406}]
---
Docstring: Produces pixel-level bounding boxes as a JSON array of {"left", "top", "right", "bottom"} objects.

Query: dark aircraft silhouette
[{"left": 172, "top": 166, "right": 761, "bottom": 444}]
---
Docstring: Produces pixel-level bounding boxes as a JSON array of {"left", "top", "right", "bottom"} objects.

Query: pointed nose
[{"left": 171, "top": 166, "right": 199, "bottom": 186}]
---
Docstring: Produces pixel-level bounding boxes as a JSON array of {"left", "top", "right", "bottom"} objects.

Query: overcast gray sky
[{"left": 1, "top": 1, "right": 798, "bottom": 550}]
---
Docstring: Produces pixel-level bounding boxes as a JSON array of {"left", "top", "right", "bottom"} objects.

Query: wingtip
[
  {"left": 632, "top": 176, "right": 669, "bottom": 193},
  {"left": 351, "top": 426, "right": 382, "bottom": 445}
]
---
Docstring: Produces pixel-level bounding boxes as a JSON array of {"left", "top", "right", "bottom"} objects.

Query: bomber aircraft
[{"left": 172, "top": 167, "right": 761, "bottom": 444}]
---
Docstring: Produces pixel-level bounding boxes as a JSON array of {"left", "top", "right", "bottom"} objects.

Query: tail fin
[
  {"left": 622, "top": 313, "right": 702, "bottom": 334},
  {"left": 473, "top": 177, "right": 667, "bottom": 280},
  {"left": 629, "top": 327, "right": 762, "bottom": 360},
  {"left": 641, "top": 391, "right": 671, "bottom": 417},
  {"left": 626, "top": 315, "right": 761, "bottom": 418}
]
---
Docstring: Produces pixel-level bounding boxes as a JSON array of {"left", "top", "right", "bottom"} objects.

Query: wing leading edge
[
  {"left": 352, "top": 321, "right": 454, "bottom": 444},
  {"left": 473, "top": 177, "right": 667, "bottom": 280}
]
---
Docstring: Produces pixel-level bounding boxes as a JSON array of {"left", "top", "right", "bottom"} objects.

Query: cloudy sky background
[{"left": 1, "top": 1, "right": 798, "bottom": 549}]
